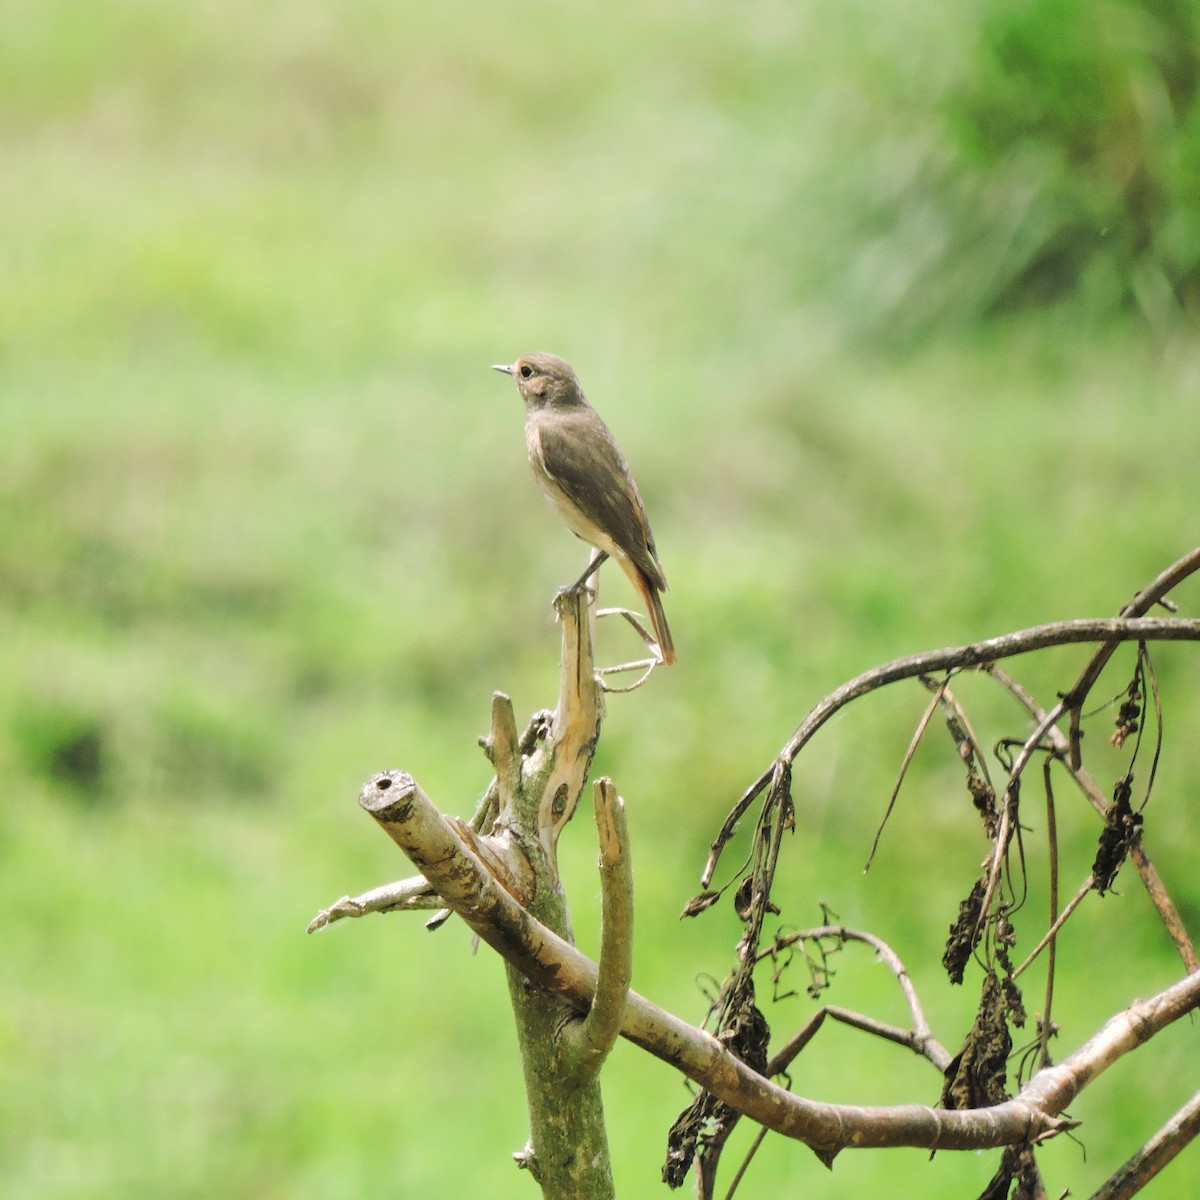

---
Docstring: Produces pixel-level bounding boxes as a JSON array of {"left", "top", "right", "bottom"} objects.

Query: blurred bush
[
  {"left": 731, "top": 0, "right": 1200, "bottom": 348},
  {"left": 943, "top": 0, "right": 1200, "bottom": 331}
]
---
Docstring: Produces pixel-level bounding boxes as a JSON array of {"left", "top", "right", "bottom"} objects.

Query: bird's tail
[{"left": 634, "top": 570, "right": 676, "bottom": 666}]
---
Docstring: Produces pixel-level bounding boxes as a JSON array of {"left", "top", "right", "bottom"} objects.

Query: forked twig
[
  {"left": 987, "top": 665, "right": 1198, "bottom": 972},
  {"left": 1064, "top": 547, "right": 1200, "bottom": 767}
]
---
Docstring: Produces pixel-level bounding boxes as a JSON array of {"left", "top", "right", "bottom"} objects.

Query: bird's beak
[{"left": 491, "top": 362, "right": 514, "bottom": 375}]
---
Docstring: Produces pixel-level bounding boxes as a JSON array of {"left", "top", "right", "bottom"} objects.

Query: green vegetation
[{"left": 2, "top": 1, "right": 1197, "bottom": 1196}]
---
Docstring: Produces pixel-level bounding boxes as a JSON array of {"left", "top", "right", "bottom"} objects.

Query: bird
[{"left": 492, "top": 352, "right": 675, "bottom": 666}]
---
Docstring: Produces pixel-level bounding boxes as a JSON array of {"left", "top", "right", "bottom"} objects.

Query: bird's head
[{"left": 492, "top": 352, "right": 587, "bottom": 411}]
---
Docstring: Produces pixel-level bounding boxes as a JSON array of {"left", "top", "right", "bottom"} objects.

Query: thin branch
[
  {"left": 1088, "top": 1089, "right": 1200, "bottom": 1200},
  {"left": 760, "top": 926, "right": 947, "bottom": 1068},
  {"left": 563, "top": 778, "right": 634, "bottom": 1076},
  {"left": 1040, "top": 757, "right": 1058, "bottom": 1071},
  {"left": 864, "top": 677, "right": 947, "bottom": 872},
  {"left": 593, "top": 606, "right": 660, "bottom": 691},
  {"left": 822, "top": 1004, "right": 949, "bottom": 1066},
  {"left": 1012, "top": 875, "right": 1093, "bottom": 982},
  {"left": 306, "top": 875, "right": 442, "bottom": 932},
  {"left": 973, "top": 701, "right": 1064, "bottom": 947},
  {"left": 987, "top": 665, "right": 1199, "bottom": 973},
  {"left": 703, "top": 618, "right": 1200, "bottom": 889},
  {"left": 1129, "top": 843, "right": 1198, "bottom": 972},
  {"left": 1064, "top": 547, "right": 1200, "bottom": 767},
  {"left": 780, "top": 618, "right": 1200, "bottom": 768},
  {"left": 722, "top": 1125, "right": 769, "bottom": 1200},
  {"left": 762, "top": 1008, "right": 828, "bottom": 1078},
  {"left": 701, "top": 768, "right": 774, "bottom": 890}
]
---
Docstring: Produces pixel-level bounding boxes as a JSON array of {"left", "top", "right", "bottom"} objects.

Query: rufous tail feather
[{"left": 634, "top": 570, "right": 675, "bottom": 666}]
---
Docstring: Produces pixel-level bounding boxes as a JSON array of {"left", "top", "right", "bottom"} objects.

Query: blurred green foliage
[
  {"left": 1, "top": 1, "right": 1198, "bottom": 1197},
  {"left": 946, "top": 0, "right": 1200, "bottom": 325}
]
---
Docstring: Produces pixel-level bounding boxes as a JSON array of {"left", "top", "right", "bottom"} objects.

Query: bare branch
[
  {"left": 987, "top": 665, "right": 1199, "bottom": 972},
  {"left": 1064, "top": 547, "right": 1200, "bottom": 767},
  {"left": 562, "top": 778, "right": 634, "bottom": 1075},
  {"left": 1020, "top": 968, "right": 1200, "bottom": 1117},
  {"left": 761, "top": 926, "right": 949, "bottom": 1070},
  {"left": 703, "top": 618, "right": 1200, "bottom": 889},
  {"left": 1011, "top": 875, "right": 1092, "bottom": 981},
  {"left": 481, "top": 690, "right": 521, "bottom": 813},
  {"left": 538, "top": 587, "right": 604, "bottom": 844},
  {"left": 1129, "top": 843, "right": 1198, "bottom": 973},
  {"left": 1088, "top": 1089, "right": 1200, "bottom": 1200},
  {"left": 306, "top": 875, "right": 442, "bottom": 932},
  {"left": 974, "top": 700, "right": 1064, "bottom": 946},
  {"left": 864, "top": 678, "right": 947, "bottom": 872},
  {"left": 780, "top": 618, "right": 1200, "bottom": 767}
]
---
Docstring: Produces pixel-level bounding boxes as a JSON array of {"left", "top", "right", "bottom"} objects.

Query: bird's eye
[{"left": 519, "top": 364, "right": 533, "bottom": 379}]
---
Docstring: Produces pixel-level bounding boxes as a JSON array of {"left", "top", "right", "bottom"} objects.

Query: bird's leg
[{"left": 566, "top": 551, "right": 608, "bottom": 595}]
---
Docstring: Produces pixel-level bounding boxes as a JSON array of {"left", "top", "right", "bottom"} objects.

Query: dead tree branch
[
  {"left": 1064, "top": 546, "right": 1200, "bottom": 768},
  {"left": 702, "top": 616, "right": 1200, "bottom": 889},
  {"left": 1089, "top": 1090, "right": 1200, "bottom": 1200}
]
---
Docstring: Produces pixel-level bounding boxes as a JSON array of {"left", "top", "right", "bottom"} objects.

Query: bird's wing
[{"left": 533, "top": 412, "right": 667, "bottom": 592}]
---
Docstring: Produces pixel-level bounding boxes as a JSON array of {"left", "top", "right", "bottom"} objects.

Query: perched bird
[{"left": 492, "top": 352, "right": 675, "bottom": 665}]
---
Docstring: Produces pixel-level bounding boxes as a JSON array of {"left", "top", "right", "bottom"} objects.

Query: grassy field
[{"left": 3, "top": 2, "right": 1199, "bottom": 1197}]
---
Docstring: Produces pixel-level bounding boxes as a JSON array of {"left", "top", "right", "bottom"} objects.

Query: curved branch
[
  {"left": 1064, "top": 547, "right": 1200, "bottom": 767},
  {"left": 356, "top": 768, "right": 1082, "bottom": 1156},
  {"left": 760, "top": 926, "right": 949, "bottom": 1070},
  {"left": 987, "top": 664, "right": 1198, "bottom": 972},
  {"left": 704, "top": 618, "right": 1200, "bottom": 887},
  {"left": 780, "top": 618, "right": 1200, "bottom": 768},
  {"left": 562, "top": 778, "right": 634, "bottom": 1075}
]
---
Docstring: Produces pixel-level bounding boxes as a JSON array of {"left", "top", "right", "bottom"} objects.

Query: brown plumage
[{"left": 492, "top": 352, "right": 675, "bottom": 665}]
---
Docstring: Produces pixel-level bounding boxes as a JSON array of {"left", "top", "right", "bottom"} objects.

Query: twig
[
  {"left": 987, "top": 666, "right": 1199, "bottom": 973},
  {"left": 306, "top": 875, "right": 442, "bottom": 932},
  {"left": 1012, "top": 875, "right": 1093, "bottom": 982},
  {"left": 722, "top": 1125, "right": 769, "bottom": 1200},
  {"left": 973, "top": 701, "right": 1064, "bottom": 947},
  {"left": 760, "top": 926, "right": 947, "bottom": 1068},
  {"left": 864, "top": 677, "right": 948, "bottom": 872},
  {"left": 1129, "top": 844, "right": 1197, "bottom": 972},
  {"left": 1064, "top": 547, "right": 1200, "bottom": 768},
  {"left": 594, "top": 605, "right": 662, "bottom": 688},
  {"left": 1039, "top": 756, "right": 1058, "bottom": 1073},
  {"left": 701, "top": 768, "right": 774, "bottom": 890}
]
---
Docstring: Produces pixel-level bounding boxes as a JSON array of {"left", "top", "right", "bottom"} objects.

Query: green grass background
[{"left": 2, "top": 1, "right": 1199, "bottom": 1196}]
